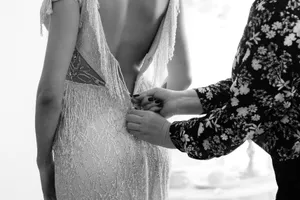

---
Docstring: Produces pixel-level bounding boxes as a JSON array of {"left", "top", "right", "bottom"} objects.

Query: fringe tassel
[
  {"left": 168, "top": 0, "right": 180, "bottom": 60},
  {"left": 150, "top": 0, "right": 180, "bottom": 87},
  {"left": 40, "top": 0, "right": 53, "bottom": 36},
  {"left": 85, "top": 0, "right": 127, "bottom": 100}
]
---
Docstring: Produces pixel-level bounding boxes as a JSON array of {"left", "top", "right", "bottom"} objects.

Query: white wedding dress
[{"left": 40, "top": 0, "right": 180, "bottom": 199}]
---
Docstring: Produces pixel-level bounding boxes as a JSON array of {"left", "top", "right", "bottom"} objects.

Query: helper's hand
[
  {"left": 126, "top": 109, "right": 175, "bottom": 149},
  {"left": 131, "top": 88, "right": 182, "bottom": 118}
]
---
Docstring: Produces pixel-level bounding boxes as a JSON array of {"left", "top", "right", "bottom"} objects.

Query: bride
[{"left": 35, "top": 0, "right": 191, "bottom": 199}]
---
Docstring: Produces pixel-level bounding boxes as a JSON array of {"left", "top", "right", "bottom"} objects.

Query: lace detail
[
  {"left": 40, "top": 0, "right": 179, "bottom": 199},
  {"left": 54, "top": 80, "right": 171, "bottom": 200},
  {"left": 66, "top": 48, "right": 106, "bottom": 86}
]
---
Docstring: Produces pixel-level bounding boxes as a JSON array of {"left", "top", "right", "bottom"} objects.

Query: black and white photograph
[{"left": 1, "top": 0, "right": 300, "bottom": 199}]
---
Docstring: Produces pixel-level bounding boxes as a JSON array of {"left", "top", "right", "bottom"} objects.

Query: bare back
[{"left": 99, "top": 0, "right": 169, "bottom": 91}]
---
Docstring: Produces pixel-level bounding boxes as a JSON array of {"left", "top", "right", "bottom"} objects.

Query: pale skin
[
  {"left": 35, "top": 0, "right": 191, "bottom": 199},
  {"left": 127, "top": 88, "right": 203, "bottom": 148}
]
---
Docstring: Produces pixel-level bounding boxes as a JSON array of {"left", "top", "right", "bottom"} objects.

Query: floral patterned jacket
[{"left": 170, "top": 0, "right": 300, "bottom": 162}]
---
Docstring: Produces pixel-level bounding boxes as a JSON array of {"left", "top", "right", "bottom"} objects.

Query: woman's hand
[
  {"left": 38, "top": 160, "right": 57, "bottom": 200},
  {"left": 126, "top": 109, "right": 176, "bottom": 149},
  {"left": 132, "top": 88, "right": 204, "bottom": 117},
  {"left": 132, "top": 88, "right": 182, "bottom": 118}
]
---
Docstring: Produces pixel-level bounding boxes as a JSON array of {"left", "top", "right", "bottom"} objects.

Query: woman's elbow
[
  {"left": 181, "top": 75, "right": 192, "bottom": 89},
  {"left": 36, "top": 88, "right": 62, "bottom": 109},
  {"left": 176, "top": 75, "right": 192, "bottom": 90}
]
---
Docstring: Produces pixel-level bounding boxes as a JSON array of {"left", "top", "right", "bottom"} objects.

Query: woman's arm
[
  {"left": 165, "top": 0, "right": 192, "bottom": 90},
  {"left": 35, "top": 0, "right": 80, "bottom": 196},
  {"left": 166, "top": 78, "right": 233, "bottom": 115},
  {"left": 169, "top": 1, "right": 300, "bottom": 161},
  {"left": 193, "top": 78, "right": 232, "bottom": 112},
  {"left": 134, "top": 78, "right": 232, "bottom": 117}
]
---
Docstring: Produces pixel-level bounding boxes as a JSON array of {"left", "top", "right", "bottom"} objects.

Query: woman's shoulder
[
  {"left": 40, "top": 0, "right": 85, "bottom": 33},
  {"left": 250, "top": 0, "right": 299, "bottom": 14},
  {"left": 245, "top": 0, "right": 300, "bottom": 30}
]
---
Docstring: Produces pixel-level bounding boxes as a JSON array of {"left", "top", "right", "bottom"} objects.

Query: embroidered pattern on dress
[{"left": 66, "top": 49, "right": 106, "bottom": 86}]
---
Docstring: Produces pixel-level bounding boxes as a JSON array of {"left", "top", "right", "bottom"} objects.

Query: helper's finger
[
  {"left": 131, "top": 97, "right": 140, "bottom": 105},
  {"left": 127, "top": 109, "right": 148, "bottom": 117},
  {"left": 140, "top": 96, "right": 158, "bottom": 107},
  {"left": 149, "top": 106, "right": 162, "bottom": 113},
  {"left": 126, "top": 113, "right": 142, "bottom": 124},
  {"left": 127, "top": 122, "right": 140, "bottom": 131},
  {"left": 132, "top": 88, "right": 159, "bottom": 100},
  {"left": 143, "top": 100, "right": 161, "bottom": 110},
  {"left": 128, "top": 130, "right": 142, "bottom": 138}
]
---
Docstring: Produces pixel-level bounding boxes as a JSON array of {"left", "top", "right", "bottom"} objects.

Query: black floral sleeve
[
  {"left": 170, "top": 0, "right": 300, "bottom": 161},
  {"left": 194, "top": 78, "right": 232, "bottom": 112}
]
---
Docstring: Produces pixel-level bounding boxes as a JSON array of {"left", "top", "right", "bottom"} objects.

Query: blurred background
[{"left": 0, "top": 0, "right": 277, "bottom": 199}]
